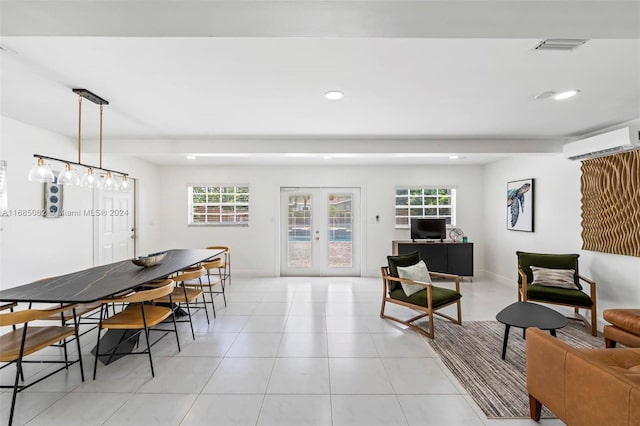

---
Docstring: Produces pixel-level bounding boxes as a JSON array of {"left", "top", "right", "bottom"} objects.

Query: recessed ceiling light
[
  {"left": 534, "top": 91, "right": 556, "bottom": 100},
  {"left": 449, "top": 155, "right": 460, "bottom": 160},
  {"left": 186, "top": 155, "right": 197, "bottom": 160},
  {"left": 554, "top": 89, "right": 580, "bottom": 100},
  {"left": 323, "top": 155, "right": 332, "bottom": 160},
  {"left": 324, "top": 90, "right": 344, "bottom": 101}
]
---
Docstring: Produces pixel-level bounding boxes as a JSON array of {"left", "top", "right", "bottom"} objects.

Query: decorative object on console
[
  {"left": 449, "top": 227, "right": 464, "bottom": 242},
  {"left": 507, "top": 178, "right": 534, "bottom": 232}
]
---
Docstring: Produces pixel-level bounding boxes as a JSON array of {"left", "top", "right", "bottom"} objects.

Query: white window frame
[
  {"left": 394, "top": 186, "right": 457, "bottom": 228},
  {"left": 187, "top": 184, "right": 249, "bottom": 226}
]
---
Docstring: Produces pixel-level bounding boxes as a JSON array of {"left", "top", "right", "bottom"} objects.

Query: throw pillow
[
  {"left": 530, "top": 266, "right": 578, "bottom": 290},
  {"left": 397, "top": 260, "right": 432, "bottom": 297},
  {"left": 387, "top": 252, "right": 421, "bottom": 292}
]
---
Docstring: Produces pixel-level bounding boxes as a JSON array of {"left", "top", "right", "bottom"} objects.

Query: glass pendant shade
[
  {"left": 119, "top": 175, "right": 131, "bottom": 193},
  {"left": 102, "top": 172, "right": 116, "bottom": 191},
  {"left": 80, "top": 168, "right": 101, "bottom": 189},
  {"left": 28, "top": 158, "right": 55, "bottom": 182},
  {"left": 57, "top": 163, "right": 80, "bottom": 186}
]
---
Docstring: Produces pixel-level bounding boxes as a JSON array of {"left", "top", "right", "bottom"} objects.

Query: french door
[{"left": 280, "top": 187, "right": 361, "bottom": 276}]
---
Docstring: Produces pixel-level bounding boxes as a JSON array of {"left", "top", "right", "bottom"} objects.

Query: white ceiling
[{"left": 1, "top": 1, "right": 639, "bottom": 166}]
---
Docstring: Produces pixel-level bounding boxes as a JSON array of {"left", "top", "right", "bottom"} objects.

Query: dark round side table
[{"left": 496, "top": 301, "right": 569, "bottom": 360}]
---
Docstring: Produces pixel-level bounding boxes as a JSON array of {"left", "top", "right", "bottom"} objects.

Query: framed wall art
[{"left": 507, "top": 178, "right": 534, "bottom": 232}]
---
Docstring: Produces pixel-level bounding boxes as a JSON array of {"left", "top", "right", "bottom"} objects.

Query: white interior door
[
  {"left": 93, "top": 181, "right": 135, "bottom": 265},
  {"left": 280, "top": 187, "right": 360, "bottom": 276}
]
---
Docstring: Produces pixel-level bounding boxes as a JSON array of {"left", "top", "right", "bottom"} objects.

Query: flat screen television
[{"left": 410, "top": 218, "right": 447, "bottom": 242}]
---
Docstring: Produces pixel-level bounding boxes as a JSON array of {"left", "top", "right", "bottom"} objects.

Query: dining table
[
  {"left": 0, "top": 248, "right": 223, "bottom": 304},
  {"left": 0, "top": 248, "right": 224, "bottom": 364}
]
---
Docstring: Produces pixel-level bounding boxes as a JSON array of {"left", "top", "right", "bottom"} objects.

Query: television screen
[{"left": 410, "top": 218, "right": 447, "bottom": 241}]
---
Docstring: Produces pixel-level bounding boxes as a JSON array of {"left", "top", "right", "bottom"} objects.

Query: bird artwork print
[{"left": 507, "top": 183, "right": 531, "bottom": 227}]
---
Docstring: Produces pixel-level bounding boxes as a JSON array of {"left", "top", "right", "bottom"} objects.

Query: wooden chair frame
[
  {"left": 92, "top": 281, "right": 180, "bottom": 380},
  {"left": 169, "top": 266, "right": 209, "bottom": 337},
  {"left": 196, "top": 258, "right": 227, "bottom": 317},
  {"left": 206, "top": 246, "right": 231, "bottom": 287},
  {"left": 518, "top": 267, "right": 597, "bottom": 336},
  {"left": 0, "top": 304, "right": 84, "bottom": 426},
  {"left": 380, "top": 266, "right": 462, "bottom": 339}
]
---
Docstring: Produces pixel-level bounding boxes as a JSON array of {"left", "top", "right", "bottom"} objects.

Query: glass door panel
[
  {"left": 281, "top": 187, "right": 360, "bottom": 276},
  {"left": 327, "top": 193, "right": 353, "bottom": 268},
  {"left": 287, "top": 193, "right": 313, "bottom": 269}
]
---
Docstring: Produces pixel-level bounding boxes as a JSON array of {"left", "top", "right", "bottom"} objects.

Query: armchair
[
  {"left": 516, "top": 251, "right": 597, "bottom": 336},
  {"left": 381, "top": 252, "right": 462, "bottom": 339}
]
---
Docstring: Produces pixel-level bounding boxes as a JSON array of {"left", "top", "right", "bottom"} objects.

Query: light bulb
[
  {"left": 119, "top": 175, "right": 131, "bottom": 192},
  {"left": 57, "top": 163, "right": 80, "bottom": 186},
  {"left": 81, "top": 168, "right": 101, "bottom": 189},
  {"left": 102, "top": 172, "right": 116, "bottom": 191},
  {"left": 27, "top": 158, "right": 55, "bottom": 182}
]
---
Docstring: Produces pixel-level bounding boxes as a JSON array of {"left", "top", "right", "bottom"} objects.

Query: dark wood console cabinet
[{"left": 392, "top": 241, "right": 474, "bottom": 277}]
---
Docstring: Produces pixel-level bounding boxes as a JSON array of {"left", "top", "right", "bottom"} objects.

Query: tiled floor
[{"left": 1, "top": 276, "right": 566, "bottom": 425}]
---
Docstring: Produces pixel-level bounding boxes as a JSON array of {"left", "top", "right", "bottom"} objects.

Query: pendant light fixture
[
  {"left": 27, "top": 157, "right": 55, "bottom": 182},
  {"left": 30, "top": 88, "right": 129, "bottom": 191}
]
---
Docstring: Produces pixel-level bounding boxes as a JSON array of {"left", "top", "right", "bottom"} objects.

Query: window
[
  {"left": 188, "top": 185, "right": 249, "bottom": 225},
  {"left": 395, "top": 187, "right": 456, "bottom": 228}
]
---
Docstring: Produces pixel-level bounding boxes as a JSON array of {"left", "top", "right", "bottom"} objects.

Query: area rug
[{"left": 426, "top": 320, "right": 604, "bottom": 419}]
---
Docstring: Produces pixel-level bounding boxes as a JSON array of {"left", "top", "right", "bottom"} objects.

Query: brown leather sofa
[{"left": 526, "top": 328, "right": 640, "bottom": 425}]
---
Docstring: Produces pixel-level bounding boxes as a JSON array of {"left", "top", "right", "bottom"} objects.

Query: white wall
[
  {"left": 0, "top": 116, "right": 161, "bottom": 289},
  {"left": 483, "top": 155, "right": 640, "bottom": 327},
  {"left": 158, "top": 164, "right": 486, "bottom": 277}
]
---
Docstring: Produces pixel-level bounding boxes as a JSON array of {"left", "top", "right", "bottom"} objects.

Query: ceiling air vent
[{"left": 533, "top": 39, "right": 588, "bottom": 51}]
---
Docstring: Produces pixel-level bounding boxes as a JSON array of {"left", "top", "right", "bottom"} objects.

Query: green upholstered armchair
[
  {"left": 381, "top": 252, "right": 462, "bottom": 339},
  {"left": 517, "top": 251, "right": 597, "bottom": 336}
]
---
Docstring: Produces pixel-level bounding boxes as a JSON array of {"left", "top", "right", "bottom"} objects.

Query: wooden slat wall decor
[{"left": 580, "top": 150, "right": 640, "bottom": 257}]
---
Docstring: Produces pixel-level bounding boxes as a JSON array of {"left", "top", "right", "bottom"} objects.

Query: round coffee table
[{"left": 496, "top": 301, "right": 569, "bottom": 360}]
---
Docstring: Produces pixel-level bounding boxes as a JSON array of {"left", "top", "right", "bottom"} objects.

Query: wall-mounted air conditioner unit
[
  {"left": 562, "top": 127, "right": 640, "bottom": 160},
  {"left": 563, "top": 127, "right": 640, "bottom": 160}
]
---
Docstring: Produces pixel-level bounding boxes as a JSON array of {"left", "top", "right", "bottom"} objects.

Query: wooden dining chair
[
  {"left": 1, "top": 304, "right": 85, "bottom": 426},
  {"left": 156, "top": 266, "right": 208, "bottom": 339},
  {"left": 206, "top": 246, "right": 231, "bottom": 287},
  {"left": 194, "top": 257, "right": 227, "bottom": 317},
  {"left": 92, "top": 279, "right": 180, "bottom": 379}
]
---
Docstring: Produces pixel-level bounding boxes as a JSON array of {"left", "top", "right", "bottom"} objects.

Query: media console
[{"left": 392, "top": 240, "right": 474, "bottom": 277}]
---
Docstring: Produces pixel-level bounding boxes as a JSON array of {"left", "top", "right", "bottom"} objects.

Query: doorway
[
  {"left": 280, "top": 187, "right": 361, "bottom": 276},
  {"left": 93, "top": 181, "right": 136, "bottom": 266}
]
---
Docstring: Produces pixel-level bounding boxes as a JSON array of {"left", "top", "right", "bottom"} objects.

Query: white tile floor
[{"left": 1, "top": 276, "right": 567, "bottom": 425}]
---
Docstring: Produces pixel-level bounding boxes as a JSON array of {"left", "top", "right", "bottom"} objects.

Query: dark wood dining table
[
  {"left": 0, "top": 249, "right": 223, "bottom": 304},
  {"left": 0, "top": 248, "right": 225, "bottom": 364}
]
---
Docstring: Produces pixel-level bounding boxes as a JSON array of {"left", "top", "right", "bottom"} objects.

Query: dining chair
[
  {"left": 1, "top": 304, "right": 85, "bottom": 426},
  {"left": 92, "top": 279, "right": 180, "bottom": 379},
  {"left": 206, "top": 246, "right": 231, "bottom": 287},
  {"left": 193, "top": 257, "right": 227, "bottom": 317},
  {"left": 154, "top": 267, "right": 208, "bottom": 339}
]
